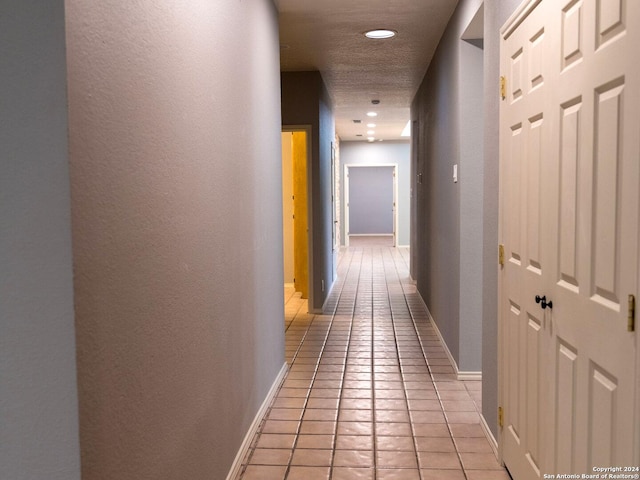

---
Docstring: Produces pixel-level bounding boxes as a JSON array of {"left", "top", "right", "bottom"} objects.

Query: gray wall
[
  {"left": 0, "top": 1, "right": 81, "bottom": 479},
  {"left": 459, "top": 12, "right": 485, "bottom": 373},
  {"left": 411, "top": 0, "right": 521, "bottom": 438},
  {"left": 281, "top": 72, "right": 336, "bottom": 312},
  {"left": 348, "top": 166, "right": 395, "bottom": 235},
  {"left": 65, "top": 1, "right": 285, "bottom": 478},
  {"left": 341, "top": 141, "right": 411, "bottom": 246}
]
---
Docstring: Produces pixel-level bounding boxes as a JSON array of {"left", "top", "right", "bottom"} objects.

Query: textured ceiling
[{"left": 277, "top": 0, "right": 459, "bottom": 141}]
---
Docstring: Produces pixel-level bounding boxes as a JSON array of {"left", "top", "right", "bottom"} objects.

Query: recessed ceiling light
[
  {"left": 367, "top": 137, "right": 375, "bottom": 142},
  {"left": 367, "top": 123, "right": 376, "bottom": 128},
  {"left": 367, "top": 112, "right": 378, "bottom": 117},
  {"left": 365, "top": 29, "right": 397, "bottom": 39}
]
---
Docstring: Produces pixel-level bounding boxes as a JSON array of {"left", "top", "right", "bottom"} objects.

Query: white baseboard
[
  {"left": 322, "top": 279, "right": 337, "bottom": 313},
  {"left": 415, "top": 292, "right": 481, "bottom": 381},
  {"left": 480, "top": 412, "right": 501, "bottom": 462},
  {"left": 348, "top": 233, "right": 394, "bottom": 237},
  {"left": 457, "top": 371, "right": 482, "bottom": 381},
  {"left": 226, "top": 362, "right": 288, "bottom": 480}
]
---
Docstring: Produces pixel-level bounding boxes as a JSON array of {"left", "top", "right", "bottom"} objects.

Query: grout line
[
  {"left": 240, "top": 246, "right": 505, "bottom": 479},
  {"left": 328, "top": 247, "right": 361, "bottom": 479}
]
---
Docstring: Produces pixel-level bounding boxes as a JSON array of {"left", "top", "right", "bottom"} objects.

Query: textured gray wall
[
  {"left": 459, "top": 22, "right": 485, "bottom": 373},
  {"left": 340, "top": 141, "right": 411, "bottom": 246},
  {"left": 411, "top": 0, "right": 522, "bottom": 439},
  {"left": 66, "top": 1, "right": 285, "bottom": 478},
  {"left": 0, "top": 1, "right": 81, "bottom": 478}
]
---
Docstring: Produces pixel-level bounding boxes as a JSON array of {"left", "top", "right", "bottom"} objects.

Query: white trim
[
  {"left": 322, "top": 279, "right": 338, "bottom": 313},
  {"left": 480, "top": 413, "right": 501, "bottom": 463},
  {"left": 348, "top": 233, "right": 394, "bottom": 237},
  {"left": 416, "top": 292, "right": 482, "bottom": 381},
  {"left": 225, "top": 362, "right": 288, "bottom": 480},
  {"left": 500, "top": 0, "right": 542, "bottom": 40},
  {"left": 457, "top": 371, "right": 482, "bottom": 381}
]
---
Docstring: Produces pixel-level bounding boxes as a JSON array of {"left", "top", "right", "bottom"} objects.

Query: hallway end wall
[
  {"left": 65, "top": 1, "right": 285, "bottom": 479},
  {"left": 281, "top": 71, "right": 336, "bottom": 312},
  {"left": 340, "top": 141, "right": 411, "bottom": 246},
  {"left": 0, "top": 2, "right": 81, "bottom": 479}
]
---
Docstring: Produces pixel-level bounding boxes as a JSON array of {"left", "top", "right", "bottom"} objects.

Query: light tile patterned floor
[{"left": 239, "top": 246, "right": 511, "bottom": 480}]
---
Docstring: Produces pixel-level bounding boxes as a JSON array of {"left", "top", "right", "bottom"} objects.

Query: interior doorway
[
  {"left": 344, "top": 164, "right": 397, "bottom": 247},
  {"left": 281, "top": 130, "right": 310, "bottom": 302}
]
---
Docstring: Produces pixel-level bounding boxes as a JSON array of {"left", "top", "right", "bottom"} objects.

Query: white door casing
[
  {"left": 344, "top": 164, "right": 398, "bottom": 246},
  {"left": 499, "top": 0, "right": 639, "bottom": 478}
]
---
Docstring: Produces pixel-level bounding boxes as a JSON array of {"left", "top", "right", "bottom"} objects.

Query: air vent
[{"left": 353, "top": 119, "right": 362, "bottom": 124}]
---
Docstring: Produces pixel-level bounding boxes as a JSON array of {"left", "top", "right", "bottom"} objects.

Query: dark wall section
[{"left": 281, "top": 72, "right": 336, "bottom": 312}]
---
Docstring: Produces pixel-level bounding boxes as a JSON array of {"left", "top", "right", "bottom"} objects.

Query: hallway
[{"left": 238, "top": 247, "right": 510, "bottom": 480}]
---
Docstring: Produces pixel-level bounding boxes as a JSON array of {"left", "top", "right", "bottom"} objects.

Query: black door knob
[{"left": 535, "top": 295, "right": 553, "bottom": 310}]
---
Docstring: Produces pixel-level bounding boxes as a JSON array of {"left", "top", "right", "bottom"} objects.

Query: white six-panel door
[{"left": 499, "top": 0, "right": 639, "bottom": 478}]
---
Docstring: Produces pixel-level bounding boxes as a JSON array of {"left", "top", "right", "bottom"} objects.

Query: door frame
[
  {"left": 282, "top": 125, "right": 314, "bottom": 312},
  {"left": 344, "top": 163, "right": 398, "bottom": 247}
]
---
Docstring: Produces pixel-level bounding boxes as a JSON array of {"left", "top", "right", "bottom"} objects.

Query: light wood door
[
  {"left": 292, "top": 131, "right": 309, "bottom": 299},
  {"left": 500, "top": 0, "right": 639, "bottom": 477}
]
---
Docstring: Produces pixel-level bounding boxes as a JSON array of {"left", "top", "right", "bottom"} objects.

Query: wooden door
[
  {"left": 292, "top": 131, "right": 309, "bottom": 299},
  {"left": 500, "top": 0, "right": 639, "bottom": 477}
]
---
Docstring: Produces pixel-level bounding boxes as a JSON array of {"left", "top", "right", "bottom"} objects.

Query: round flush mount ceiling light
[
  {"left": 364, "top": 29, "right": 397, "bottom": 39},
  {"left": 367, "top": 111, "right": 378, "bottom": 117}
]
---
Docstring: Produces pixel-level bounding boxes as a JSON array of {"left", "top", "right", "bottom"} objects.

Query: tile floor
[{"left": 238, "top": 246, "right": 511, "bottom": 480}]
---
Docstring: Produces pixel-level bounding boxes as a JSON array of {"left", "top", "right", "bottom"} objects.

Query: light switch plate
[{"left": 453, "top": 164, "right": 458, "bottom": 183}]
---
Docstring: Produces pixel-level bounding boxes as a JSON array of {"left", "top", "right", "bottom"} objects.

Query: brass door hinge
[
  {"left": 500, "top": 76, "right": 507, "bottom": 100},
  {"left": 499, "top": 244, "right": 505, "bottom": 267},
  {"left": 628, "top": 294, "right": 636, "bottom": 332},
  {"left": 498, "top": 406, "right": 504, "bottom": 428}
]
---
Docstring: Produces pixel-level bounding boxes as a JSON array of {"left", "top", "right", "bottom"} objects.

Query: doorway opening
[
  {"left": 344, "top": 164, "right": 397, "bottom": 247},
  {"left": 281, "top": 129, "right": 312, "bottom": 308}
]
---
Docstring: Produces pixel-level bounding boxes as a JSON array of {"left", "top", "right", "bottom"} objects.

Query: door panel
[{"left": 500, "top": 0, "right": 638, "bottom": 477}]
